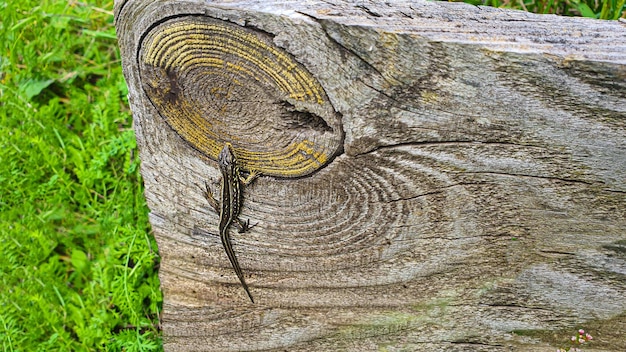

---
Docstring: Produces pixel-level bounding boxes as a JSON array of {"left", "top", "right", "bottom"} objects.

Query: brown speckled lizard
[{"left": 201, "top": 143, "right": 259, "bottom": 303}]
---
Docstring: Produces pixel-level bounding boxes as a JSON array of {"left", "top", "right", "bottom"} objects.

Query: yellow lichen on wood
[
  {"left": 143, "top": 21, "right": 325, "bottom": 104},
  {"left": 237, "top": 140, "right": 329, "bottom": 176},
  {"left": 138, "top": 16, "right": 342, "bottom": 177}
]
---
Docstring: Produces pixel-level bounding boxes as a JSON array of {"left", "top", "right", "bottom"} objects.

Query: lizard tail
[{"left": 221, "top": 229, "right": 255, "bottom": 303}]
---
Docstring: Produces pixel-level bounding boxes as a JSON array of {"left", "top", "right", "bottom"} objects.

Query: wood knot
[{"left": 138, "top": 15, "right": 343, "bottom": 177}]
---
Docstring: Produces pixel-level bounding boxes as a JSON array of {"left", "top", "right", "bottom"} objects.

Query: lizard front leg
[{"left": 239, "top": 169, "right": 260, "bottom": 186}]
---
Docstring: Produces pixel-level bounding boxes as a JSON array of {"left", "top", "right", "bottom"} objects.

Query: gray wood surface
[{"left": 114, "top": 0, "right": 626, "bottom": 350}]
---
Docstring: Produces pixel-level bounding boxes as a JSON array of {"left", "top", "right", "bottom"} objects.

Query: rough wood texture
[{"left": 114, "top": 0, "right": 626, "bottom": 350}]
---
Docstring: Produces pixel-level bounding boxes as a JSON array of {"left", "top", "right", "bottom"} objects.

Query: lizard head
[{"left": 218, "top": 142, "right": 236, "bottom": 168}]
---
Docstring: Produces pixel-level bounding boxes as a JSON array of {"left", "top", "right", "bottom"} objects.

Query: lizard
[{"left": 200, "top": 142, "right": 259, "bottom": 303}]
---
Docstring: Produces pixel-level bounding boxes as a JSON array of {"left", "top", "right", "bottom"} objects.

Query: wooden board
[{"left": 114, "top": 0, "right": 626, "bottom": 350}]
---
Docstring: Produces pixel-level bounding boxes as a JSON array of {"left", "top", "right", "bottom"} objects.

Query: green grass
[
  {"left": 0, "top": 0, "right": 622, "bottom": 351},
  {"left": 451, "top": 0, "right": 626, "bottom": 19},
  {"left": 0, "top": 1, "right": 161, "bottom": 351}
]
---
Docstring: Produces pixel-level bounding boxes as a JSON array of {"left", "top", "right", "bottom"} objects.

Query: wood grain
[{"left": 115, "top": 0, "right": 626, "bottom": 350}]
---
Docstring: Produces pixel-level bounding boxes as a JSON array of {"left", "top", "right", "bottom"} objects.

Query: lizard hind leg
[{"left": 234, "top": 217, "right": 257, "bottom": 233}]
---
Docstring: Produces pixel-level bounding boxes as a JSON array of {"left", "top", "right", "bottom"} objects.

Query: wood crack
[
  {"left": 462, "top": 171, "right": 593, "bottom": 185},
  {"left": 353, "top": 140, "right": 552, "bottom": 157}
]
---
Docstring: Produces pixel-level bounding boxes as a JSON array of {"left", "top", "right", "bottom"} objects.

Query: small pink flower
[
  {"left": 578, "top": 329, "right": 585, "bottom": 334},
  {"left": 586, "top": 333, "right": 593, "bottom": 340},
  {"left": 571, "top": 336, "right": 577, "bottom": 341}
]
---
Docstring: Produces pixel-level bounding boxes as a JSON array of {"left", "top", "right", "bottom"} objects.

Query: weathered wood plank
[{"left": 114, "top": 0, "right": 626, "bottom": 350}]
